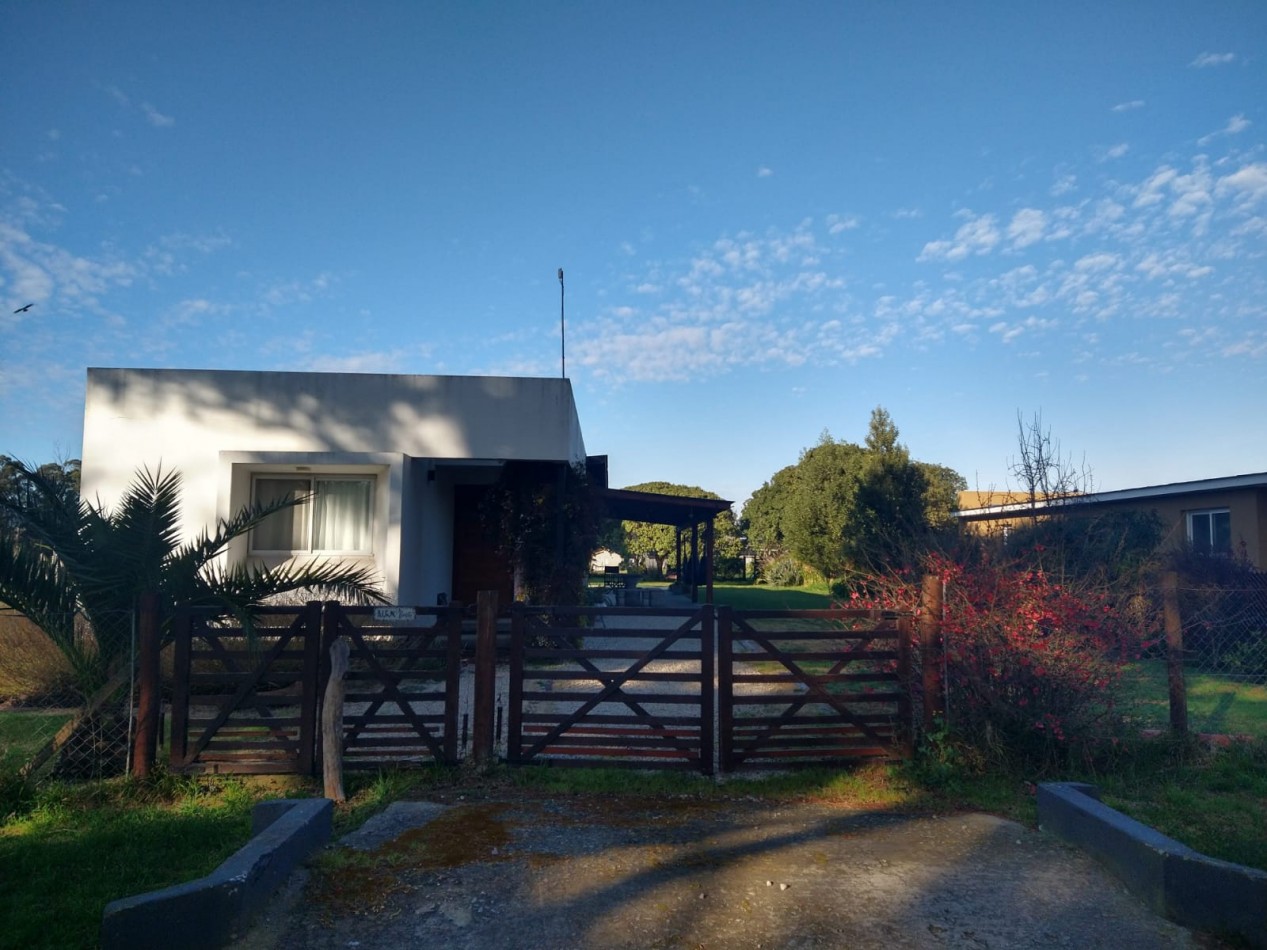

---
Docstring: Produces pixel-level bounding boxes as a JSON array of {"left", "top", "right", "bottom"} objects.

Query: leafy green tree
[
  {"left": 616, "top": 482, "right": 739, "bottom": 577},
  {"left": 780, "top": 434, "right": 864, "bottom": 579},
  {"left": 741, "top": 464, "right": 797, "bottom": 556},
  {"left": 742, "top": 410, "right": 967, "bottom": 581},
  {"left": 0, "top": 462, "right": 384, "bottom": 695},
  {"left": 0, "top": 456, "right": 80, "bottom": 532},
  {"left": 917, "top": 461, "right": 967, "bottom": 529},
  {"left": 847, "top": 408, "right": 931, "bottom": 570}
]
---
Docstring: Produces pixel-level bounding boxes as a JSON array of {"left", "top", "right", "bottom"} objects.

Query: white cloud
[
  {"left": 304, "top": 351, "right": 408, "bottom": 374},
  {"left": 0, "top": 219, "right": 136, "bottom": 313},
  {"left": 1007, "top": 208, "right": 1047, "bottom": 249},
  {"left": 756, "top": 166, "right": 774, "bottom": 178},
  {"left": 1199, "top": 114, "right": 1252, "bottom": 145},
  {"left": 918, "top": 212, "right": 1000, "bottom": 262},
  {"left": 893, "top": 208, "right": 922, "bottom": 219},
  {"left": 1133, "top": 166, "right": 1178, "bottom": 208},
  {"left": 826, "top": 214, "right": 860, "bottom": 234},
  {"left": 1050, "top": 174, "right": 1078, "bottom": 198},
  {"left": 1190, "top": 52, "right": 1236, "bottom": 68},
  {"left": 1104, "top": 143, "right": 1129, "bottom": 160},
  {"left": 1216, "top": 162, "right": 1267, "bottom": 206},
  {"left": 141, "top": 103, "right": 175, "bottom": 127},
  {"left": 1112, "top": 100, "right": 1145, "bottom": 112},
  {"left": 1226, "top": 114, "right": 1251, "bottom": 135},
  {"left": 261, "top": 272, "right": 335, "bottom": 307}
]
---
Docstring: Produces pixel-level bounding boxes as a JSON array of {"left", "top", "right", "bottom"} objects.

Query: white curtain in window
[
  {"left": 252, "top": 478, "right": 309, "bottom": 551},
  {"left": 313, "top": 479, "right": 372, "bottom": 552}
]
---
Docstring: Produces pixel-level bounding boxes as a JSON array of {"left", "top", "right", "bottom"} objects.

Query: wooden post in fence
[
  {"left": 131, "top": 592, "right": 162, "bottom": 779},
  {"left": 322, "top": 637, "right": 350, "bottom": 802},
  {"left": 1162, "top": 570, "right": 1188, "bottom": 736},
  {"left": 919, "top": 574, "right": 944, "bottom": 733},
  {"left": 472, "top": 590, "right": 499, "bottom": 766}
]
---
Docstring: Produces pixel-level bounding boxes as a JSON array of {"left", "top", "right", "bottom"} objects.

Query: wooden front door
[{"left": 451, "top": 485, "right": 514, "bottom": 607}]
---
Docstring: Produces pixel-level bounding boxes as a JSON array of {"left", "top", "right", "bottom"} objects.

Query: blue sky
[{"left": 2, "top": 2, "right": 1264, "bottom": 510}]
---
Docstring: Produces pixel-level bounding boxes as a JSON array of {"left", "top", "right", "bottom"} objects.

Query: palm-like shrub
[{"left": 0, "top": 462, "right": 384, "bottom": 696}]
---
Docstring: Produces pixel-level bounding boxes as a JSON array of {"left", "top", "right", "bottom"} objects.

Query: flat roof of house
[
  {"left": 957, "top": 471, "right": 1267, "bottom": 520},
  {"left": 601, "top": 487, "right": 733, "bottom": 528}
]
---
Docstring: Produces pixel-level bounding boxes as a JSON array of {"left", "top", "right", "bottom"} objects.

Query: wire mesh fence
[
  {"left": 0, "top": 607, "right": 138, "bottom": 786},
  {"left": 1109, "top": 566, "right": 1267, "bottom": 738},
  {"left": 1174, "top": 572, "right": 1267, "bottom": 685}
]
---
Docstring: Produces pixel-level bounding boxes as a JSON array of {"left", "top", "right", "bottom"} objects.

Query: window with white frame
[
  {"left": 250, "top": 475, "right": 374, "bottom": 554},
  {"left": 1187, "top": 508, "right": 1231, "bottom": 557}
]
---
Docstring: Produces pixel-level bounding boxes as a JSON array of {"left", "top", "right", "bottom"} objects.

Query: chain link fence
[
  {"left": 1117, "top": 565, "right": 1267, "bottom": 739},
  {"left": 0, "top": 607, "right": 139, "bottom": 789},
  {"left": 1172, "top": 571, "right": 1267, "bottom": 685}
]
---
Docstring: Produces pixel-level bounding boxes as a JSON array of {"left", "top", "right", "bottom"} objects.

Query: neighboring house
[
  {"left": 956, "top": 472, "right": 1267, "bottom": 569},
  {"left": 80, "top": 368, "right": 590, "bottom": 606},
  {"left": 590, "top": 548, "right": 623, "bottom": 572}
]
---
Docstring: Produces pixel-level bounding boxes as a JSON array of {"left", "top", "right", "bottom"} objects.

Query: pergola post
[{"left": 704, "top": 516, "right": 715, "bottom": 604}]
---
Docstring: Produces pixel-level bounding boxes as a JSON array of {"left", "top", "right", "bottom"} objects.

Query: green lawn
[
  {"left": 0, "top": 711, "right": 71, "bottom": 775},
  {"left": 1118, "top": 660, "right": 1267, "bottom": 737},
  {"left": 1099, "top": 738, "right": 1267, "bottom": 873},
  {"left": 709, "top": 581, "right": 835, "bottom": 611},
  {"left": 0, "top": 777, "right": 266, "bottom": 950}
]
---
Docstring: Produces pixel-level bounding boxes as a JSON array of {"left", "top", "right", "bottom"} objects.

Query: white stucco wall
[{"left": 80, "top": 368, "right": 588, "bottom": 601}]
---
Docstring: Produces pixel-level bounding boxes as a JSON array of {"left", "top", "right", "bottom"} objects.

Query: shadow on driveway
[{"left": 238, "top": 795, "right": 1201, "bottom": 949}]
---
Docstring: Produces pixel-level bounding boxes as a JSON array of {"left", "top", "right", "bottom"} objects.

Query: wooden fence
[{"left": 163, "top": 588, "right": 940, "bottom": 777}]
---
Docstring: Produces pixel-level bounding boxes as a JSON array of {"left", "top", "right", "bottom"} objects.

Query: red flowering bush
[{"left": 848, "top": 550, "right": 1154, "bottom": 768}]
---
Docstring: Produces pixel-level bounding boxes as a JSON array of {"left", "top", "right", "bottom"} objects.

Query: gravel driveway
[{"left": 236, "top": 793, "right": 1202, "bottom": 950}]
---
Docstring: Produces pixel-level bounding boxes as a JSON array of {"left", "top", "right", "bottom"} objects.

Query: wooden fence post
[
  {"left": 1162, "top": 570, "right": 1188, "bottom": 736},
  {"left": 472, "top": 590, "right": 499, "bottom": 766},
  {"left": 919, "top": 574, "right": 944, "bottom": 733},
  {"left": 131, "top": 592, "right": 162, "bottom": 779},
  {"left": 322, "top": 637, "right": 350, "bottom": 801}
]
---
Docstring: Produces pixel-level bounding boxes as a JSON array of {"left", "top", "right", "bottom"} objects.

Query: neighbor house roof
[{"left": 957, "top": 471, "right": 1267, "bottom": 522}]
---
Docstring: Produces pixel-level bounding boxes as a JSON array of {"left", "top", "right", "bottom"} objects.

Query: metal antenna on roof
[{"left": 558, "top": 267, "right": 566, "bottom": 378}]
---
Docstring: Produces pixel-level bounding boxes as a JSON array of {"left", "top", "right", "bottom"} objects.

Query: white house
[{"left": 80, "top": 368, "right": 588, "bottom": 605}]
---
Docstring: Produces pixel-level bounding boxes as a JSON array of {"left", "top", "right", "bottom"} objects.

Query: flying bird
[{"left": 13, "top": 303, "right": 33, "bottom": 314}]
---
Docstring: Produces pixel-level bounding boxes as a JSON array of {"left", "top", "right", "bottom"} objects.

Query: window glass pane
[
  {"left": 313, "top": 479, "right": 372, "bottom": 552},
  {"left": 1189, "top": 512, "right": 1209, "bottom": 554},
  {"left": 1212, "top": 510, "right": 1232, "bottom": 555},
  {"left": 252, "top": 478, "right": 310, "bottom": 551}
]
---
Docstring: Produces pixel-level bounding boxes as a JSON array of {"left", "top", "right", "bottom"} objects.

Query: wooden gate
[
  {"left": 718, "top": 607, "right": 913, "bottom": 771},
  {"left": 322, "top": 604, "right": 464, "bottom": 768},
  {"left": 505, "top": 605, "right": 714, "bottom": 772},
  {"left": 170, "top": 604, "right": 321, "bottom": 774}
]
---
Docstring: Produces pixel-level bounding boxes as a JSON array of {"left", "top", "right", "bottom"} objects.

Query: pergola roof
[{"left": 600, "top": 487, "right": 732, "bottom": 527}]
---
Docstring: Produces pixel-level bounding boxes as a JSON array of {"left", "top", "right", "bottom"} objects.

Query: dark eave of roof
[{"left": 600, "top": 487, "right": 733, "bottom": 528}]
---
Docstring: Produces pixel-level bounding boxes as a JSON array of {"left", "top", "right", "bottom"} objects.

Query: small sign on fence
[{"left": 373, "top": 606, "right": 417, "bottom": 622}]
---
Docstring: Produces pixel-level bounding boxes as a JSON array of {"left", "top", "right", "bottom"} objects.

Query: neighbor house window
[
  {"left": 250, "top": 476, "right": 374, "bottom": 554},
  {"left": 1187, "top": 508, "right": 1231, "bottom": 557}
]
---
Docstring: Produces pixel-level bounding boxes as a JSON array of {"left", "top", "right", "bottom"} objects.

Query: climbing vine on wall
[{"left": 480, "top": 461, "right": 602, "bottom": 605}]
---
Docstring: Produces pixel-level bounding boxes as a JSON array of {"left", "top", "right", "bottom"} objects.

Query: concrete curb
[
  {"left": 100, "top": 797, "right": 332, "bottom": 950},
  {"left": 1038, "top": 781, "right": 1267, "bottom": 948}
]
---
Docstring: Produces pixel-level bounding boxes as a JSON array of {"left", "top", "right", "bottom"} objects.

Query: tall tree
[
  {"left": 0, "top": 462, "right": 384, "bottom": 695},
  {"left": 741, "top": 464, "right": 798, "bottom": 556},
  {"left": 779, "top": 433, "right": 865, "bottom": 580},
  {"left": 741, "top": 410, "right": 967, "bottom": 581},
  {"left": 847, "top": 408, "right": 930, "bottom": 570}
]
